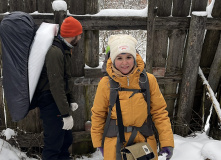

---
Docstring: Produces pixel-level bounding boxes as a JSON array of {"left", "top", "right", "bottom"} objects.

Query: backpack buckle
[{"left": 125, "top": 126, "right": 133, "bottom": 132}]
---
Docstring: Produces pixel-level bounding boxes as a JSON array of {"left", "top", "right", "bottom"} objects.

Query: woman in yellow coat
[{"left": 91, "top": 34, "right": 174, "bottom": 160}]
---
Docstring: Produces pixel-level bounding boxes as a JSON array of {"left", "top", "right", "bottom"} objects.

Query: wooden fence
[{"left": 0, "top": 0, "right": 221, "bottom": 155}]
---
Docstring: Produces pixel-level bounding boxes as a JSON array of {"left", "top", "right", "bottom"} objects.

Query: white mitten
[
  {"left": 62, "top": 116, "right": 74, "bottom": 130},
  {"left": 70, "top": 103, "right": 78, "bottom": 112}
]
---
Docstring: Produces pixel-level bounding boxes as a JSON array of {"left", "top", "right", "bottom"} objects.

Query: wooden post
[
  {"left": 69, "top": 1, "right": 85, "bottom": 77},
  {"left": 84, "top": 0, "right": 99, "bottom": 68},
  {"left": 54, "top": 11, "right": 67, "bottom": 27},
  {"left": 146, "top": 0, "right": 157, "bottom": 73},
  {"left": 0, "top": 0, "right": 8, "bottom": 13},
  {"left": 175, "top": 13, "right": 207, "bottom": 136}
]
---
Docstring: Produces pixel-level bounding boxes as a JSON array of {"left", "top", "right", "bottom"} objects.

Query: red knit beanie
[{"left": 60, "top": 17, "right": 83, "bottom": 38}]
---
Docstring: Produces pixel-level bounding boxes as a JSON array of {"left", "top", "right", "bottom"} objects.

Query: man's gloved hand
[
  {"left": 70, "top": 103, "right": 78, "bottom": 112},
  {"left": 159, "top": 147, "right": 173, "bottom": 160},
  {"left": 98, "top": 147, "right": 104, "bottom": 156},
  {"left": 62, "top": 116, "right": 74, "bottom": 130}
]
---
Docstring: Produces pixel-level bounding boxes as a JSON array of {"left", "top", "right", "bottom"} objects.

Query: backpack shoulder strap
[
  {"left": 52, "top": 39, "right": 65, "bottom": 55},
  {"left": 140, "top": 70, "right": 160, "bottom": 147},
  {"left": 139, "top": 70, "right": 151, "bottom": 117},
  {"left": 101, "top": 76, "right": 119, "bottom": 147}
]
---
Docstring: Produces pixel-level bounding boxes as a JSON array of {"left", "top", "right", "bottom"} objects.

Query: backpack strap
[
  {"left": 139, "top": 70, "right": 151, "bottom": 117},
  {"left": 140, "top": 70, "right": 160, "bottom": 147},
  {"left": 102, "top": 71, "right": 157, "bottom": 148},
  {"left": 52, "top": 39, "right": 68, "bottom": 90},
  {"left": 101, "top": 77, "right": 119, "bottom": 147}
]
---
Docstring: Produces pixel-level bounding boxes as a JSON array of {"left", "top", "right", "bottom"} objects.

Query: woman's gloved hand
[
  {"left": 159, "top": 147, "right": 173, "bottom": 160},
  {"left": 98, "top": 147, "right": 104, "bottom": 156}
]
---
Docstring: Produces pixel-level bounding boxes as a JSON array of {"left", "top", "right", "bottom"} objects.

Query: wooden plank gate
[{"left": 0, "top": 0, "right": 221, "bottom": 156}]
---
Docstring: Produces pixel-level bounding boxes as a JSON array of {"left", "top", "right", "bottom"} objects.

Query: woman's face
[{"left": 114, "top": 53, "right": 135, "bottom": 75}]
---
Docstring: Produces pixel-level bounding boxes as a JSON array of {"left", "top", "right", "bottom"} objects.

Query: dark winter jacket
[{"left": 37, "top": 37, "right": 74, "bottom": 116}]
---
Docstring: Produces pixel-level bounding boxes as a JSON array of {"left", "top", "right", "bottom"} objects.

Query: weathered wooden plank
[
  {"left": 200, "top": 30, "right": 220, "bottom": 67},
  {"left": 208, "top": 33, "right": 221, "bottom": 99},
  {"left": 191, "top": 0, "right": 208, "bottom": 13},
  {"left": 9, "top": 0, "right": 23, "bottom": 12},
  {"left": 212, "top": 0, "right": 221, "bottom": 18},
  {"left": 152, "top": 30, "right": 168, "bottom": 67},
  {"left": 0, "top": 14, "right": 221, "bottom": 30},
  {"left": 172, "top": 0, "right": 191, "bottom": 17},
  {"left": 146, "top": 0, "right": 157, "bottom": 73},
  {"left": 38, "top": 0, "right": 53, "bottom": 13},
  {"left": 72, "top": 78, "right": 98, "bottom": 131},
  {"left": 166, "top": 30, "right": 187, "bottom": 73},
  {"left": 69, "top": 1, "right": 85, "bottom": 14},
  {"left": 71, "top": 1, "right": 85, "bottom": 77},
  {"left": 71, "top": 39, "right": 85, "bottom": 77},
  {"left": 194, "top": 0, "right": 221, "bottom": 124},
  {"left": 84, "top": 0, "right": 99, "bottom": 68},
  {"left": 0, "top": 0, "right": 8, "bottom": 13},
  {"left": 156, "top": 0, "right": 172, "bottom": 17},
  {"left": 164, "top": 29, "right": 187, "bottom": 118},
  {"left": 206, "top": 18, "right": 221, "bottom": 30},
  {"left": 85, "top": 68, "right": 103, "bottom": 78},
  {"left": 73, "top": 16, "right": 221, "bottom": 30},
  {"left": 152, "top": 26, "right": 169, "bottom": 95},
  {"left": 23, "top": 0, "right": 37, "bottom": 13},
  {"left": 85, "top": 31, "right": 99, "bottom": 64},
  {"left": 206, "top": 34, "right": 221, "bottom": 139},
  {"left": 175, "top": 14, "right": 207, "bottom": 136}
]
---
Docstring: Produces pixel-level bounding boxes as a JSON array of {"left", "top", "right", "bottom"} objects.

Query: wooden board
[
  {"left": 165, "top": 29, "right": 187, "bottom": 118},
  {"left": 176, "top": 14, "right": 207, "bottom": 136},
  {"left": 172, "top": 0, "right": 191, "bottom": 17},
  {"left": 156, "top": 0, "right": 172, "bottom": 16}
]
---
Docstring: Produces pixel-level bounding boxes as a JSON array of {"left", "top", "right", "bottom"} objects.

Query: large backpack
[{"left": 0, "top": 12, "right": 58, "bottom": 122}]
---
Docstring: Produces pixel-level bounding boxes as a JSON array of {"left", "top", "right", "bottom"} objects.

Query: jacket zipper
[{"left": 127, "top": 76, "right": 129, "bottom": 86}]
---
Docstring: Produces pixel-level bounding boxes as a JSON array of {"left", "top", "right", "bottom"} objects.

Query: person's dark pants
[{"left": 38, "top": 91, "right": 73, "bottom": 160}]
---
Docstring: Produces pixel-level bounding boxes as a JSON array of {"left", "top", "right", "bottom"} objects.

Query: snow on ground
[{"left": 1, "top": 128, "right": 221, "bottom": 160}]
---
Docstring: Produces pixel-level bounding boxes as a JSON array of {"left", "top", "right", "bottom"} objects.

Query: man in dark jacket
[{"left": 37, "top": 16, "right": 83, "bottom": 160}]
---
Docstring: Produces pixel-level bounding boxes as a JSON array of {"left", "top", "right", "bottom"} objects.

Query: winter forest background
[{"left": 98, "top": 0, "right": 148, "bottom": 62}]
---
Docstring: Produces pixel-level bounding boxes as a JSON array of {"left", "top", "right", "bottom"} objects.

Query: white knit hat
[{"left": 108, "top": 34, "right": 137, "bottom": 62}]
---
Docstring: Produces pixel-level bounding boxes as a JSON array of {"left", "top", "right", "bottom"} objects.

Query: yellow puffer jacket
[{"left": 91, "top": 54, "right": 174, "bottom": 160}]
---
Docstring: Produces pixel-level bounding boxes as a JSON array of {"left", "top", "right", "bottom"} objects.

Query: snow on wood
[{"left": 198, "top": 67, "right": 221, "bottom": 122}]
